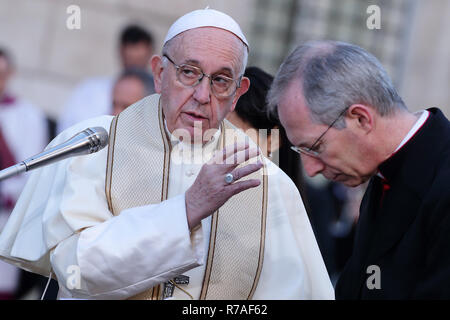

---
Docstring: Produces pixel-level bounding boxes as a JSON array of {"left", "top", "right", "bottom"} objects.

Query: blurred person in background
[
  {"left": 57, "top": 24, "right": 154, "bottom": 133},
  {"left": 111, "top": 68, "right": 155, "bottom": 116},
  {"left": 0, "top": 48, "right": 48, "bottom": 299},
  {"left": 226, "top": 66, "right": 280, "bottom": 158}
]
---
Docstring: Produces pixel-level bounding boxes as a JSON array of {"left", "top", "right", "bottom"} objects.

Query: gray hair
[
  {"left": 162, "top": 32, "right": 248, "bottom": 76},
  {"left": 267, "top": 40, "right": 406, "bottom": 129}
]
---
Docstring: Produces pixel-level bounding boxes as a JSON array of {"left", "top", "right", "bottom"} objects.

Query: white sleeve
[
  {"left": 251, "top": 160, "right": 334, "bottom": 300},
  {"left": 50, "top": 193, "right": 205, "bottom": 299},
  {"left": 2, "top": 115, "right": 203, "bottom": 299}
]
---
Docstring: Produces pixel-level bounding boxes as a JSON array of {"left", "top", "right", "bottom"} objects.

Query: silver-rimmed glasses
[
  {"left": 163, "top": 54, "right": 242, "bottom": 98},
  {"left": 291, "top": 107, "right": 349, "bottom": 158}
]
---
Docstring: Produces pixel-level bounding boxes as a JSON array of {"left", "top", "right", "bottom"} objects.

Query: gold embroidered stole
[{"left": 105, "top": 94, "right": 268, "bottom": 299}]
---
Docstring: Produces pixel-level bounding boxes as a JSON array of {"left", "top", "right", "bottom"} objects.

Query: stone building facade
[{"left": 0, "top": 0, "right": 448, "bottom": 120}]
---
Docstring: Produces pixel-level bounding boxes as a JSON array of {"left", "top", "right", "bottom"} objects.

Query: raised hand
[{"left": 185, "top": 142, "right": 263, "bottom": 229}]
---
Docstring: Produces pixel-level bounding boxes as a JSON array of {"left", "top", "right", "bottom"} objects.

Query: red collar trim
[{"left": 0, "top": 94, "right": 16, "bottom": 106}]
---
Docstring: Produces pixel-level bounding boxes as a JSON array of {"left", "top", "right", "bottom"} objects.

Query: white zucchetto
[{"left": 163, "top": 8, "right": 249, "bottom": 49}]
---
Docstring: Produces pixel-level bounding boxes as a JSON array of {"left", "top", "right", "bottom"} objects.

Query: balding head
[{"left": 268, "top": 40, "right": 406, "bottom": 128}]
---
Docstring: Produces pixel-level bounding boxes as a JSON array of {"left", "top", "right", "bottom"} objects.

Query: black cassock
[{"left": 336, "top": 108, "right": 450, "bottom": 299}]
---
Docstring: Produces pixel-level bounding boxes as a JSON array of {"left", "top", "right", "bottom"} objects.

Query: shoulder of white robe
[
  {"left": 263, "top": 153, "right": 335, "bottom": 299},
  {"left": 0, "top": 115, "right": 114, "bottom": 274}
]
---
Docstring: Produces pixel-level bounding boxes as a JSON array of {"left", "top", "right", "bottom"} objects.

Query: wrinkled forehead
[
  {"left": 166, "top": 27, "right": 245, "bottom": 75},
  {"left": 278, "top": 79, "right": 320, "bottom": 142}
]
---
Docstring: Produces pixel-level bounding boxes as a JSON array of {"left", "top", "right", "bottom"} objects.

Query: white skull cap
[{"left": 163, "top": 8, "right": 249, "bottom": 49}]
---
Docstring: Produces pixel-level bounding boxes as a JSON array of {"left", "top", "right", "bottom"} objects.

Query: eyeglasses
[
  {"left": 163, "top": 54, "right": 242, "bottom": 98},
  {"left": 291, "top": 107, "right": 349, "bottom": 158}
]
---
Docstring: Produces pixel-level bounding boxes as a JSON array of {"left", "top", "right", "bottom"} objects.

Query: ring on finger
[{"left": 225, "top": 173, "right": 234, "bottom": 184}]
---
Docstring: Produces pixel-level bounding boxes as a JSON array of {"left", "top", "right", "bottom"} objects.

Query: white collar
[
  {"left": 376, "top": 110, "right": 429, "bottom": 180},
  {"left": 163, "top": 119, "right": 221, "bottom": 150},
  {"left": 394, "top": 110, "right": 429, "bottom": 153}
]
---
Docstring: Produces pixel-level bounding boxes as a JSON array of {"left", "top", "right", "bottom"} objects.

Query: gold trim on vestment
[
  {"left": 104, "top": 94, "right": 268, "bottom": 300},
  {"left": 248, "top": 160, "right": 268, "bottom": 299},
  {"left": 153, "top": 98, "right": 171, "bottom": 300},
  {"left": 199, "top": 121, "right": 268, "bottom": 300},
  {"left": 105, "top": 114, "right": 119, "bottom": 213},
  {"left": 158, "top": 100, "right": 172, "bottom": 203},
  {"left": 199, "top": 122, "right": 225, "bottom": 299}
]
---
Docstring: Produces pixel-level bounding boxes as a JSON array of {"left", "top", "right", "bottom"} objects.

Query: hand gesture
[{"left": 185, "top": 142, "right": 263, "bottom": 229}]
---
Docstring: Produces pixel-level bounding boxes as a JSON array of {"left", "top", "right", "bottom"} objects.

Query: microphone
[{"left": 0, "top": 127, "right": 109, "bottom": 181}]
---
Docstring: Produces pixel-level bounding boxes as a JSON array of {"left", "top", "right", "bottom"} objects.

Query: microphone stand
[
  {"left": 0, "top": 162, "right": 27, "bottom": 182},
  {"left": 0, "top": 127, "right": 108, "bottom": 182}
]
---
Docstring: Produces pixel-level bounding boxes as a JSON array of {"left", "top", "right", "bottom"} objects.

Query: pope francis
[{"left": 0, "top": 8, "right": 334, "bottom": 300}]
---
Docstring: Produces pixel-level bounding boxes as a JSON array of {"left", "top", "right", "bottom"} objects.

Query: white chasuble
[{"left": 106, "top": 95, "right": 267, "bottom": 299}]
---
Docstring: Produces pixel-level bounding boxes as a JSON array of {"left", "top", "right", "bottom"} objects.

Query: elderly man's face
[
  {"left": 152, "top": 27, "right": 249, "bottom": 142},
  {"left": 278, "top": 80, "right": 375, "bottom": 187}
]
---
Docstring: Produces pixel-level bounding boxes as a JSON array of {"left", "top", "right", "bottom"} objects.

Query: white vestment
[
  {"left": 0, "top": 96, "right": 48, "bottom": 294},
  {"left": 0, "top": 109, "right": 334, "bottom": 300}
]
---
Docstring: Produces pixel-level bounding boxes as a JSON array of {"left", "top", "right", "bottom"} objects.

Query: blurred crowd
[{"left": 0, "top": 23, "right": 365, "bottom": 299}]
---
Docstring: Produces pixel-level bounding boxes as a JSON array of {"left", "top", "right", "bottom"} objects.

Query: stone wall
[
  {"left": 0, "top": 0, "right": 448, "bottom": 119},
  {"left": 0, "top": 0, "right": 256, "bottom": 119},
  {"left": 400, "top": 0, "right": 450, "bottom": 114}
]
